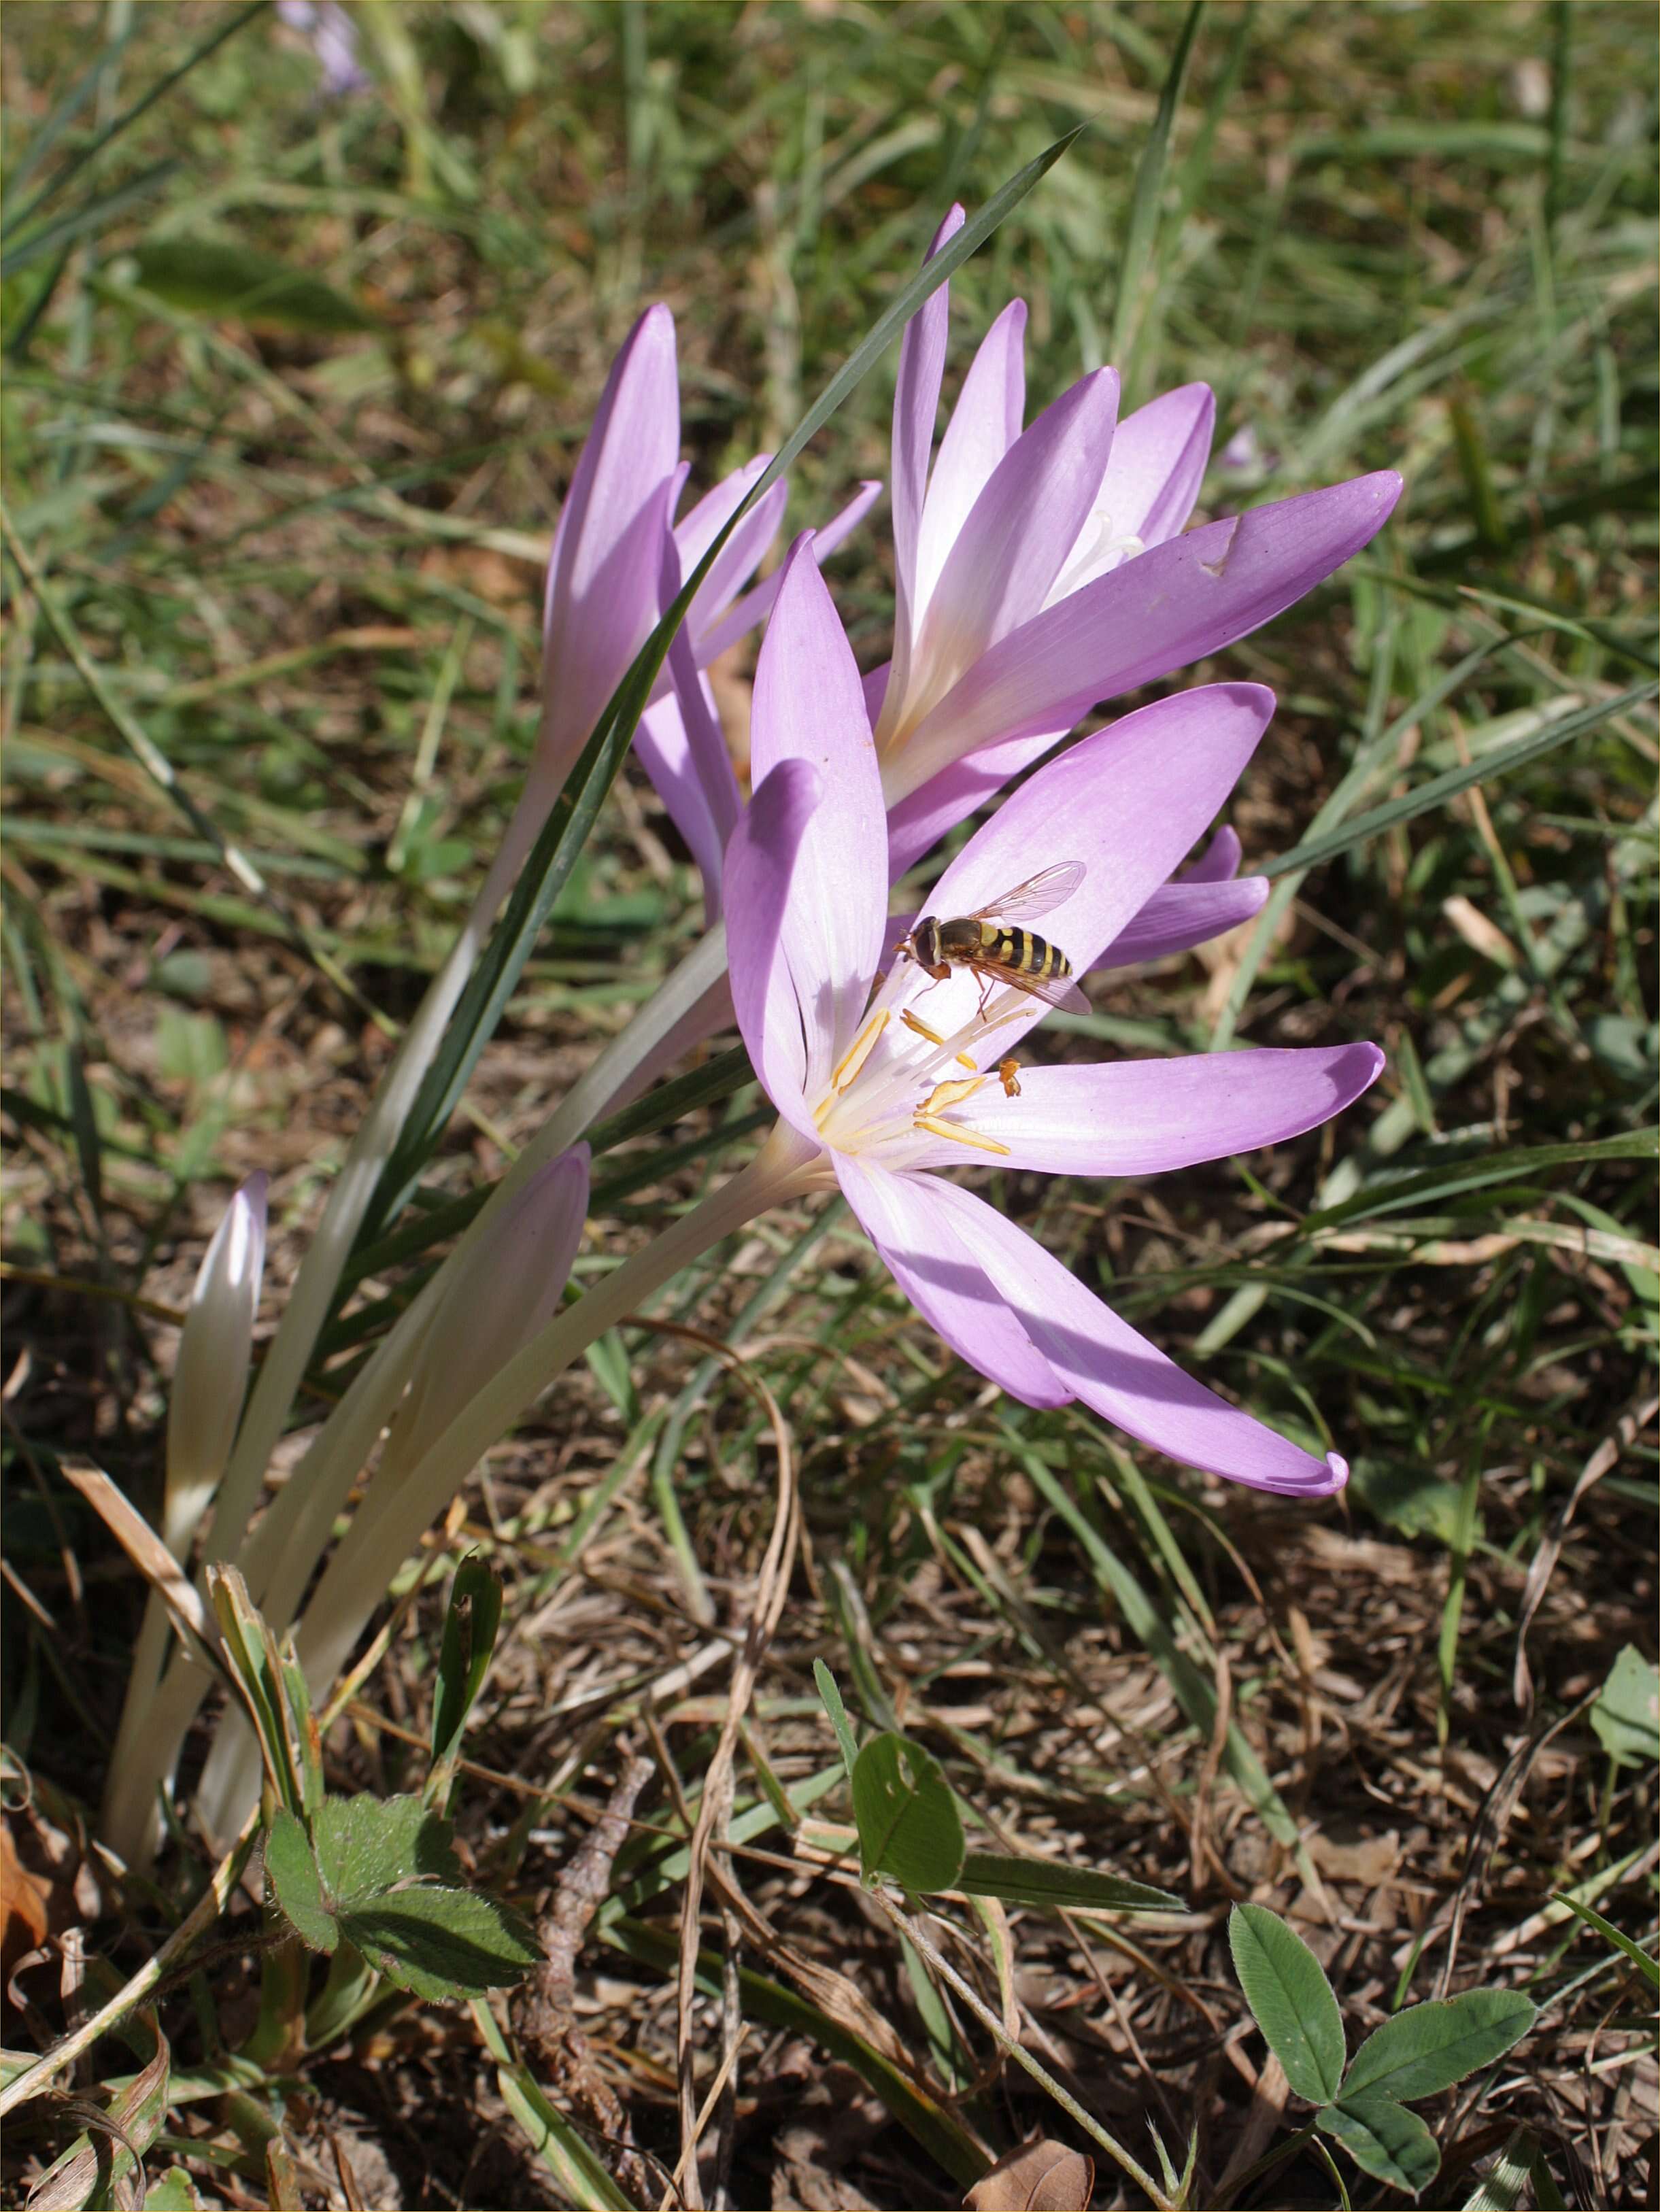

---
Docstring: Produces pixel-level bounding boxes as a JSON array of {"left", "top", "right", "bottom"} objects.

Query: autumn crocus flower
[
  {"left": 873, "top": 207, "right": 1404, "bottom": 877},
  {"left": 541, "top": 303, "right": 878, "bottom": 910},
  {"left": 726, "top": 546, "right": 1383, "bottom": 1495},
  {"left": 104, "top": 1173, "right": 268, "bottom": 1861}
]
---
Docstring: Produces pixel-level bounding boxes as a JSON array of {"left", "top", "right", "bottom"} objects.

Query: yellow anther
[
  {"left": 997, "top": 1057, "right": 1021, "bottom": 1098},
  {"left": 921, "top": 1076, "right": 987, "bottom": 1113},
  {"left": 901, "top": 1008, "right": 948, "bottom": 1047},
  {"left": 913, "top": 1114, "right": 1011, "bottom": 1157},
  {"left": 831, "top": 1008, "right": 890, "bottom": 1092},
  {"left": 955, "top": 1052, "right": 977, "bottom": 1070}
]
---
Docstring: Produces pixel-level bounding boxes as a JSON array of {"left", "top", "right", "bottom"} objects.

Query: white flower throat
[{"left": 810, "top": 983, "right": 1034, "bottom": 1168}]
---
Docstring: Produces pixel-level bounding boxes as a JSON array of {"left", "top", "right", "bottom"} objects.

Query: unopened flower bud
[{"left": 165, "top": 1174, "right": 268, "bottom": 1553}]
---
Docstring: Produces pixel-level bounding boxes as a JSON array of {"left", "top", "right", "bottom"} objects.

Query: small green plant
[
  {"left": 214, "top": 1561, "right": 537, "bottom": 2042},
  {"left": 817, "top": 1660, "right": 1181, "bottom": 1917},
  {"left": 1228, "top": 1902, "right": 1537, "bottom": 2199}
]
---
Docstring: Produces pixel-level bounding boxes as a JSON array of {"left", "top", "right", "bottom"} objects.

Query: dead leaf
[
  {"left": 966, "top": 2137, "right": 1094, "bottom": 2211},
  {"left": 1, "top": 1822, "right": 52, "bottom": 1987}
]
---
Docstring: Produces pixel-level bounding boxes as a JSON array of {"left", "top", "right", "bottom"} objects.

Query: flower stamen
[
  {"left": 832, "top": 1008, "right": 890, "bottom": 1093},
  {"left": 914, "top": 1114, "right": 1010, "bottom": 1156},
  {"left": 901, "top": 1008, "right": 947, "bottom": 1045}
]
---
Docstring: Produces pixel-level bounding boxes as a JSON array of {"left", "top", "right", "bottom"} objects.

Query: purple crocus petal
[
  {"left": 692, "top": 480, "right": 884, "bottom": 671},
  {"left": 541, "top": 305, "right": 681, "bottom": 772},
  {"left": 914, "top": 300, "right": 1028, "bottom": 622},
  {"left": 748, "top": 539, "right": 886, "bottom": 1085},
  {"left": 917, "top": 369, "right": 1120, "bottom": 690},
  {"left": 1183, "top": 823, "right": 1242, "bottom": 883},
  {"left": 901, "top": 471, "right": 1403, "bottom": 787},
  {"left": 890, "top": 204, "right": 965, "bottom": 711},
  {"left": 882, "top": 685, "right": 1275, "bottom": 1058},
  {"left": 1094, "top": 382, "right": 1215, "bottom": 549},
  {"left": 913, "top": 1043, "right": 1385, "bottom": 1177},
  {"left": 634, "top": 680, "right": 736, "bottom": 926},
  {"left": 932, "top": 1179, "right": 1348, "bottom": 1495},
  {"left": 724, "top": 759, "right": 821, "bottom": 1136},
  {"left": 834, "top": 1156, "right": 1070, "bottom": 1408},
  {"left": 883, "top": 721, "right": 1060, "bottom": 880},
  {"left": 1091, "top": 872, "right": 1268, "bottom": 970},
  {"left": 682, "top": 465, "right": 790, "bottom": 643}
]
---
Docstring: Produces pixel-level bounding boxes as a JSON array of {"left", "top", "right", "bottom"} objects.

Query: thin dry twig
[
  {"left": 1513, "top": 1392, "right": 1658, "bottom": 1710},
  {"left": 513, "top": 1754, "right": 658, "bottom": 2206}
]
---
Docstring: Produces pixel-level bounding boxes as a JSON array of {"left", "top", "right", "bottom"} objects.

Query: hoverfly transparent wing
[
  {"left": 968, "top": 957, "right": 1091, "bottom": 1015},
  {"left": 964, "top": 860, "right": 1087, "bottom": 925}
]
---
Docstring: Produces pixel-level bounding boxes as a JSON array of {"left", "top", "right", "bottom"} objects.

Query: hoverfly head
[{"left": 909, "top": 915, "right": 943, "bottom": 970}]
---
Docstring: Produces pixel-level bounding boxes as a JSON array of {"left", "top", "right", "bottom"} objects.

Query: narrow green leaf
[
  {"left": 1463, "top": 2126, "right": 1540, "bottom": 2212},
  {"left": 1, "top": 0, "right": 265, "bottom": 241},
  {"left": 1304, "top": 1127, "right": 1658, "bottom": 1235},
  {"left": 339, "top": 1886, "right": 540, "bottom": 2002},
  {"left": 813, "top": 1658, "right": 860, "bottom": 1782},
  {"left": 1110, "top": 0, "right": 1203, "bottom": 388},
  {"left": 311, "top": 1792, "right": 458, "bottom": 1907},
  {"left": 850, "top": 1733, "right": 965, "bottom": 1892},
  {"left": 958, "top": 1851, "right": 1182, "bottom": 1916},
  {"left": 428, "top": 1557, "right": 505, "bottom": 1803},
  {"left": 1548, "top": 1892, "right": 1660, "bottom": 1991},
  {"left": 1589, "top": 1645, "right": 1660, "bottom": 1768},
  {"left": 1228, "top": 1903, "right": 1346, "bottom": 2105},
  {"left": 263, "top": 1809, "right": 338, "bottom": 1955},
  {"left": 605, "top": 1912, "right": 987, "bottom": 2188},
  {"left": 0, "top": 157, "right": 181, "bottom": 278},
  {"left": 1341, "top": 1990, "right": 1536, "bottom": 2103},
  {"left": 1264, "top": 678, "right": 1659, "bottom": 881},
  {"left": 1317, "top": 2092, "right": 1440, "bottom": 2196},
  {"left": 130, "top": 239, "right": 379, "bottom": 332},
  {"left": 494, "top": 2062, "right": 635, "bottom": 2211}
]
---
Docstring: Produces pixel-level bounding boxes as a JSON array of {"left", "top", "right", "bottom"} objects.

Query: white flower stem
[
  {"left": 123, "top": 918, "right": 739, "bottom": 1865},
  {"left": 197, "top": 1121, "right": 816, "bottom": 1843},
  {"left": 205, "top": 761, "right": 562, "bottom": 1575}
]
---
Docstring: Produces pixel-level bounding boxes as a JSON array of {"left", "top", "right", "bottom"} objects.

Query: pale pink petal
[
  {"left": 747, "top": 539, "right": 886, "bottom": 1085},
  {"left": 1091, "top": 872, "right": 1268, "bottom": 970},
  {"left": 723, "top": 758, "right": 819, "bottom": 1136},
  {"left": 932, "top": 1180, "right": 1347, "bottom": 1495},
  {"left": 881, "top": 685, "right": 1275, "bottom": 1059},
  {"left": 676, "top": 456, "right": 787, "bottom": 641},
  {"left": 913, "top": 300, "right": 1028, "bottom": 621},
  {"left": 1183, "top": 823, "right": 1242, "bottom": 883},
  {"left": 912, "top": 1043, "right": 1384, "bottom": 1176},
  {"left": 1096, "top": 382, "right": 1215, "bottom": 548},
  {"left": 634, "top": 683, "right": 734, "bottom": 925},
  {"left": 902, "top": 471, "right": 1404, "bottom": 787},
  {"left": 541, "top": 305, "right": 681, "bottom": 770},
  {"left": 917, "top": 367, "right": 1119, "bottom": 680},
  {"left": 692, "top": 480, "right": 883, "bottom": 670},
  {"left": 883, "top": 722, "right": 1061, "bottom": 880},
  {"left": 834, "top": 1156, "right": 1069, "bottom": 1408},
  {"left": 890, "top": 205, "right": 965, "bottom": 708}
]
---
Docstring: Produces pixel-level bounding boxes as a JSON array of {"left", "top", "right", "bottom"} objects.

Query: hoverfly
[{"left": 897, "top": 861, "right": 1088, "bottom": 1020}]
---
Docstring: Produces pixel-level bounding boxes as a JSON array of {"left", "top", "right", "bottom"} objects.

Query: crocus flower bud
[
  {"left": 165, "top": 1174, "right": 268, "bottom": 1553},
  {"left": 380, "top": 1148, "right": 590, "bottom": 1483}
]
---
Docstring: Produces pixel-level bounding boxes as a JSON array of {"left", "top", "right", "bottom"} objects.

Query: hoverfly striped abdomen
[{"left": 972, "top": 921, "right": 1071, "bottom": 987}]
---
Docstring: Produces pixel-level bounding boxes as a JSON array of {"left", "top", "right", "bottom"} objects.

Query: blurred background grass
[{"left": 2, "top": 3, "right": 1657, "bottom": 2207}]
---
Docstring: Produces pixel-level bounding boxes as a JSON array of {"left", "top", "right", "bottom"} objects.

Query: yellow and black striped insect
[{"left": 899, "top": 862, "right": 1088, "bottom": 1019}]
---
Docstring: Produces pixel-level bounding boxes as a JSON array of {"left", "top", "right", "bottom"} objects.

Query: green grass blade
[
  {"left": 1263, "top": 678, "right": 1659, "bottom": 881},
  {"left": 1110, "top": 0, "right": 1203, "bottom": 393}
]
